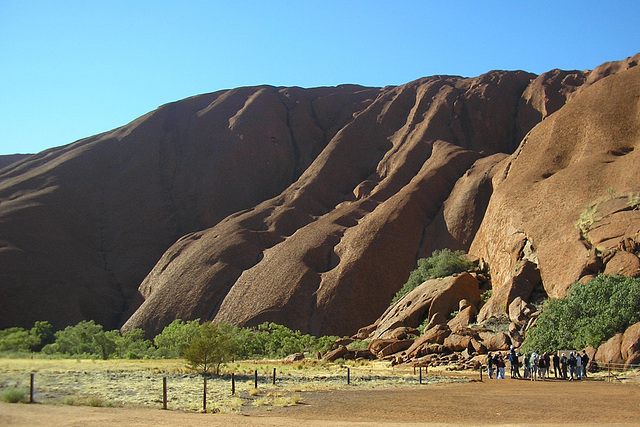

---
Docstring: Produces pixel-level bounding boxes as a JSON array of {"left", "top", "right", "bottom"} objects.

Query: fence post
[
  {"left": 273, "top": 368, "right": 276, "bottom": 385},
  {"left": 30, "top": 373, "right": 34, "bottom": 403},
  {"left": 203, "top": 376, "right": 207, "bottom": 412},
  {"left": 162, "top": 377, "right": 167, "bottom": 410},
  {"left": 419, "top": 366, "right": 422, "bottom": 384},
  {"left": 254, "top": 369, "right": 258, "bottom": 389},
  {"left": 347, "top": 367, "right": 350, "bottom": 385},
  {"left": 480, "top": 366, "right": 483, "bottom": 382}
]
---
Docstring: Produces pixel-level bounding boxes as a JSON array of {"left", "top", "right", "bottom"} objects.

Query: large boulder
[
  {"left": 595, "top": 322, "right": 640, "bottom": 366},
  {"left": 443, "top": 334, "right": 472, "bottom": 352},
  {"left": 363, "top": 273, "right": 481, "bottom": 340},
  {"left": 447, "top": 299, "right": 478, "bottom": 333},
  {"left": 621, "top": 322, "right": 640, "bottom": 365},
  {"left": 595, "top": 333, "right": 624, "bottom": 365}
]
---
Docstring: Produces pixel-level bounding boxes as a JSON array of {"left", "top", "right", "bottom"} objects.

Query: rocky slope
[{"left": 1, "top": 54, "right": 639, "bottom": 342}]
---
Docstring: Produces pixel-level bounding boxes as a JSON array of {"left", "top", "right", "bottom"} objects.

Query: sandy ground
[{"left": 2, "top": 376, "right": 640, "bottom": 426}]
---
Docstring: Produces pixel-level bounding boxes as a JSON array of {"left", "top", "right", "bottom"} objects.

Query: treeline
[{"left": 0, "top": 319, "right": 338, "bottom": 361}]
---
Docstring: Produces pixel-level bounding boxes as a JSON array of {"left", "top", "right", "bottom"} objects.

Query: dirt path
[{"left": 2, "top": 377, "right": 639, "bottom": 426}]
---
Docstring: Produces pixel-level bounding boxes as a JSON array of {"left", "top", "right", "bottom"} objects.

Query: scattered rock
[
  {"left": 323, "top": 346, "right": 350, "bottom": 362},
  {"left": 284, "top": 353, "right": 305, "bottom": 362},
  {"left": 443, "top": 334, "right": 472, "bottom": 352},
  {"left": 603, "top": 251, "right": 640, "bottom": 277}
]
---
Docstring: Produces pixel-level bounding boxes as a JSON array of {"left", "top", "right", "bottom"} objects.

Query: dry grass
[{"left": 0, "top": 358, "right": 465, "bottom": 413}]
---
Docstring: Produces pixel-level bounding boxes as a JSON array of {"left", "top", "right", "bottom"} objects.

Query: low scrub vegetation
[
  {"left": 1, "top": 387, "right": 26, "bottom": 403},
  {"left": 0, "top": 319, "right": 338, "bottom": 363},
  {"left": 521, "top": 274, "right": 640, "bottom": 353},
  {"left": 391, "top": 249, "right": 475, "bottom": 305}
]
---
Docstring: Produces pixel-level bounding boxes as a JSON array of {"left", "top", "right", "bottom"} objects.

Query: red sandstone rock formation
[
  {"left": 124, "top": 71, "right": 538, "bottom": 337},
  {"left": 470, "top": 59, "right": 640, "bottom": 322},
  {"left": 1, "top": 53, "right": 639, "bottom": 344},
  {"left": 0, "top": 85, "right": 380, "bottom": 330}
]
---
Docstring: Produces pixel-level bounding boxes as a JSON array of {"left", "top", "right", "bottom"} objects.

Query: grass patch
[
  {"left": 0, "top": 358, "right": 464, "bottom": 412},
  {"left": 1, "top": 387, "right": 26, "bottom": 403}
]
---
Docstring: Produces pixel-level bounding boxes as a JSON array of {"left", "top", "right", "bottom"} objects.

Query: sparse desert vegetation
[{"left": 0, "top": 357, "right": 465, "bottom": 413}]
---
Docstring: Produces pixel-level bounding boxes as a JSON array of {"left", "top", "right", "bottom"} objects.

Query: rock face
[
  {"left": 1, "top": 53, "right": 640, "bottom": 340},
  {"left": 470, "top": 57, "right": 640, "bottom": 321},
  {"left": 0, "top": 85, "right": 380, "bottom": 330}
]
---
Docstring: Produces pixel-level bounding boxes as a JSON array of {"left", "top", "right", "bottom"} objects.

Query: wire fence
[{"left": 0, "top": 364, "right": 466, "bottom": 412}]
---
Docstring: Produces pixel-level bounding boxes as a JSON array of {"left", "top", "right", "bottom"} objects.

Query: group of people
[{"left": 486, "top": 347, "right": 589, "bottom": 381}]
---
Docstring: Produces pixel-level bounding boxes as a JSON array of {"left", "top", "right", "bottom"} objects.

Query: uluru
[{"left": 1, "top": 53, "right": 639, "bottom": 342}]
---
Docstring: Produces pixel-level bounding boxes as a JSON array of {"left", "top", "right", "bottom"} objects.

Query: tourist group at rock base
[{"left": 486, "top": 346, "right": 590, "bottom": 381}]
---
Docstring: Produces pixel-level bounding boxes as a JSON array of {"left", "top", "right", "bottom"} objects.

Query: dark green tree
[
  {"left": 522, "top": 274, "right": 640, "bottom": 353},
  {"left": 29, "top": 321, "right": 55, "bottom": 352}
]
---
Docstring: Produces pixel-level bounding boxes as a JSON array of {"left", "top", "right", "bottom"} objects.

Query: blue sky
[{"left": 1, "top": 1, "right": 638, "bottom": 155}]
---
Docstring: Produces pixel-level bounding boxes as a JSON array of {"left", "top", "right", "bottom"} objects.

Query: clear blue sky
[{"left": 1, "top": 1, "right": 638, "bottom": 155}]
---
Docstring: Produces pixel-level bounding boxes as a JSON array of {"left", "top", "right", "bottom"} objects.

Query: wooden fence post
[
  {"left": 347, "top": 367, "right": 350, "bottom": 385},
  {"left": 30, "top": 373, "right": 34, "bottom": 403},
  {"left": 162, "top": 377, "right": 167, "bottom": 409},
  {"left": 254, "top": 370, "right": 258, "bottom": 388},
  {"left": 203, "top": 376, "right": 207, "bottom": 412},
  {"left": 273, "top": 368, "right": 276, "bottom": 385}
]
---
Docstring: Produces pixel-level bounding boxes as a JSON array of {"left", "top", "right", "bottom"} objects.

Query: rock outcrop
[
  {"left": 1, "top": 53, "right": 639, "bottom": 342},
  {"left": 470, "top": 58, "right": 640, "bottom": 321}
]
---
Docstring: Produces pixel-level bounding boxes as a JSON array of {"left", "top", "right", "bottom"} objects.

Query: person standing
[
  {"left": 539, "top": 352, "right": 548, "bottom": 381},
  {"left": 560, "top": 353, "right": 568, "bottom": 379},
  {"left": 576, "top": 352, "right": 583, "bottom": 380},
  {"left": 496, "top": 354, "right": 506, "bottom": 379},
  {"left": 523, "top": 353, "right": 531, "bottom": 379},
  {"left": 530, "top": 351, "right": 539, "bottom": 381},
  {"left": 568, "top": 352, "right": 577, "bottom": 380},
  {"left": 552, "top": 352, "right": 560, "bottom": 379},
  {"left": 508, "top": 347, "right": 520, "bottom": 379}
]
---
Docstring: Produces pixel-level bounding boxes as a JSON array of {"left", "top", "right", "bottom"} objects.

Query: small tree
[
  {"left": 183, "top": 322, "right": 237, "bottom": 376},
  {"left": 183, "top": 322, "right": 238, "bottom": 413},
  {"left": 53, "top": 320, "right": 105, "bottom": 357}
]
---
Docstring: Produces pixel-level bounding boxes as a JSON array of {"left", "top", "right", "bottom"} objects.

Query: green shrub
[
  {"left": 239, "top": 322, "right": 338, "bottom": 359},
  {"left": 521, "top": 274, "right": 640, "bottom": 353},
  {"left": 390, "top": 249, "right": 475, "bottom": 305},
  {"left": 1, "top": 387, "right": 26, "bottom": 403},
  {"left": 481, "top": 289, "right": 492, "bottom": 302},
  {"left": 0, "top": 328, "right": 32, "bottom": 353},
  {"left": 347, "top": 339, "right": 370, "bottom": 350},
  {"left": 416, "top": 318, "right": 430, "bottom": 334}
]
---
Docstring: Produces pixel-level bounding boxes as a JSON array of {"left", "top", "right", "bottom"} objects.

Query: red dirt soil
[{"left": 2, "top": 377, "right": 639, "bottom": 426}]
